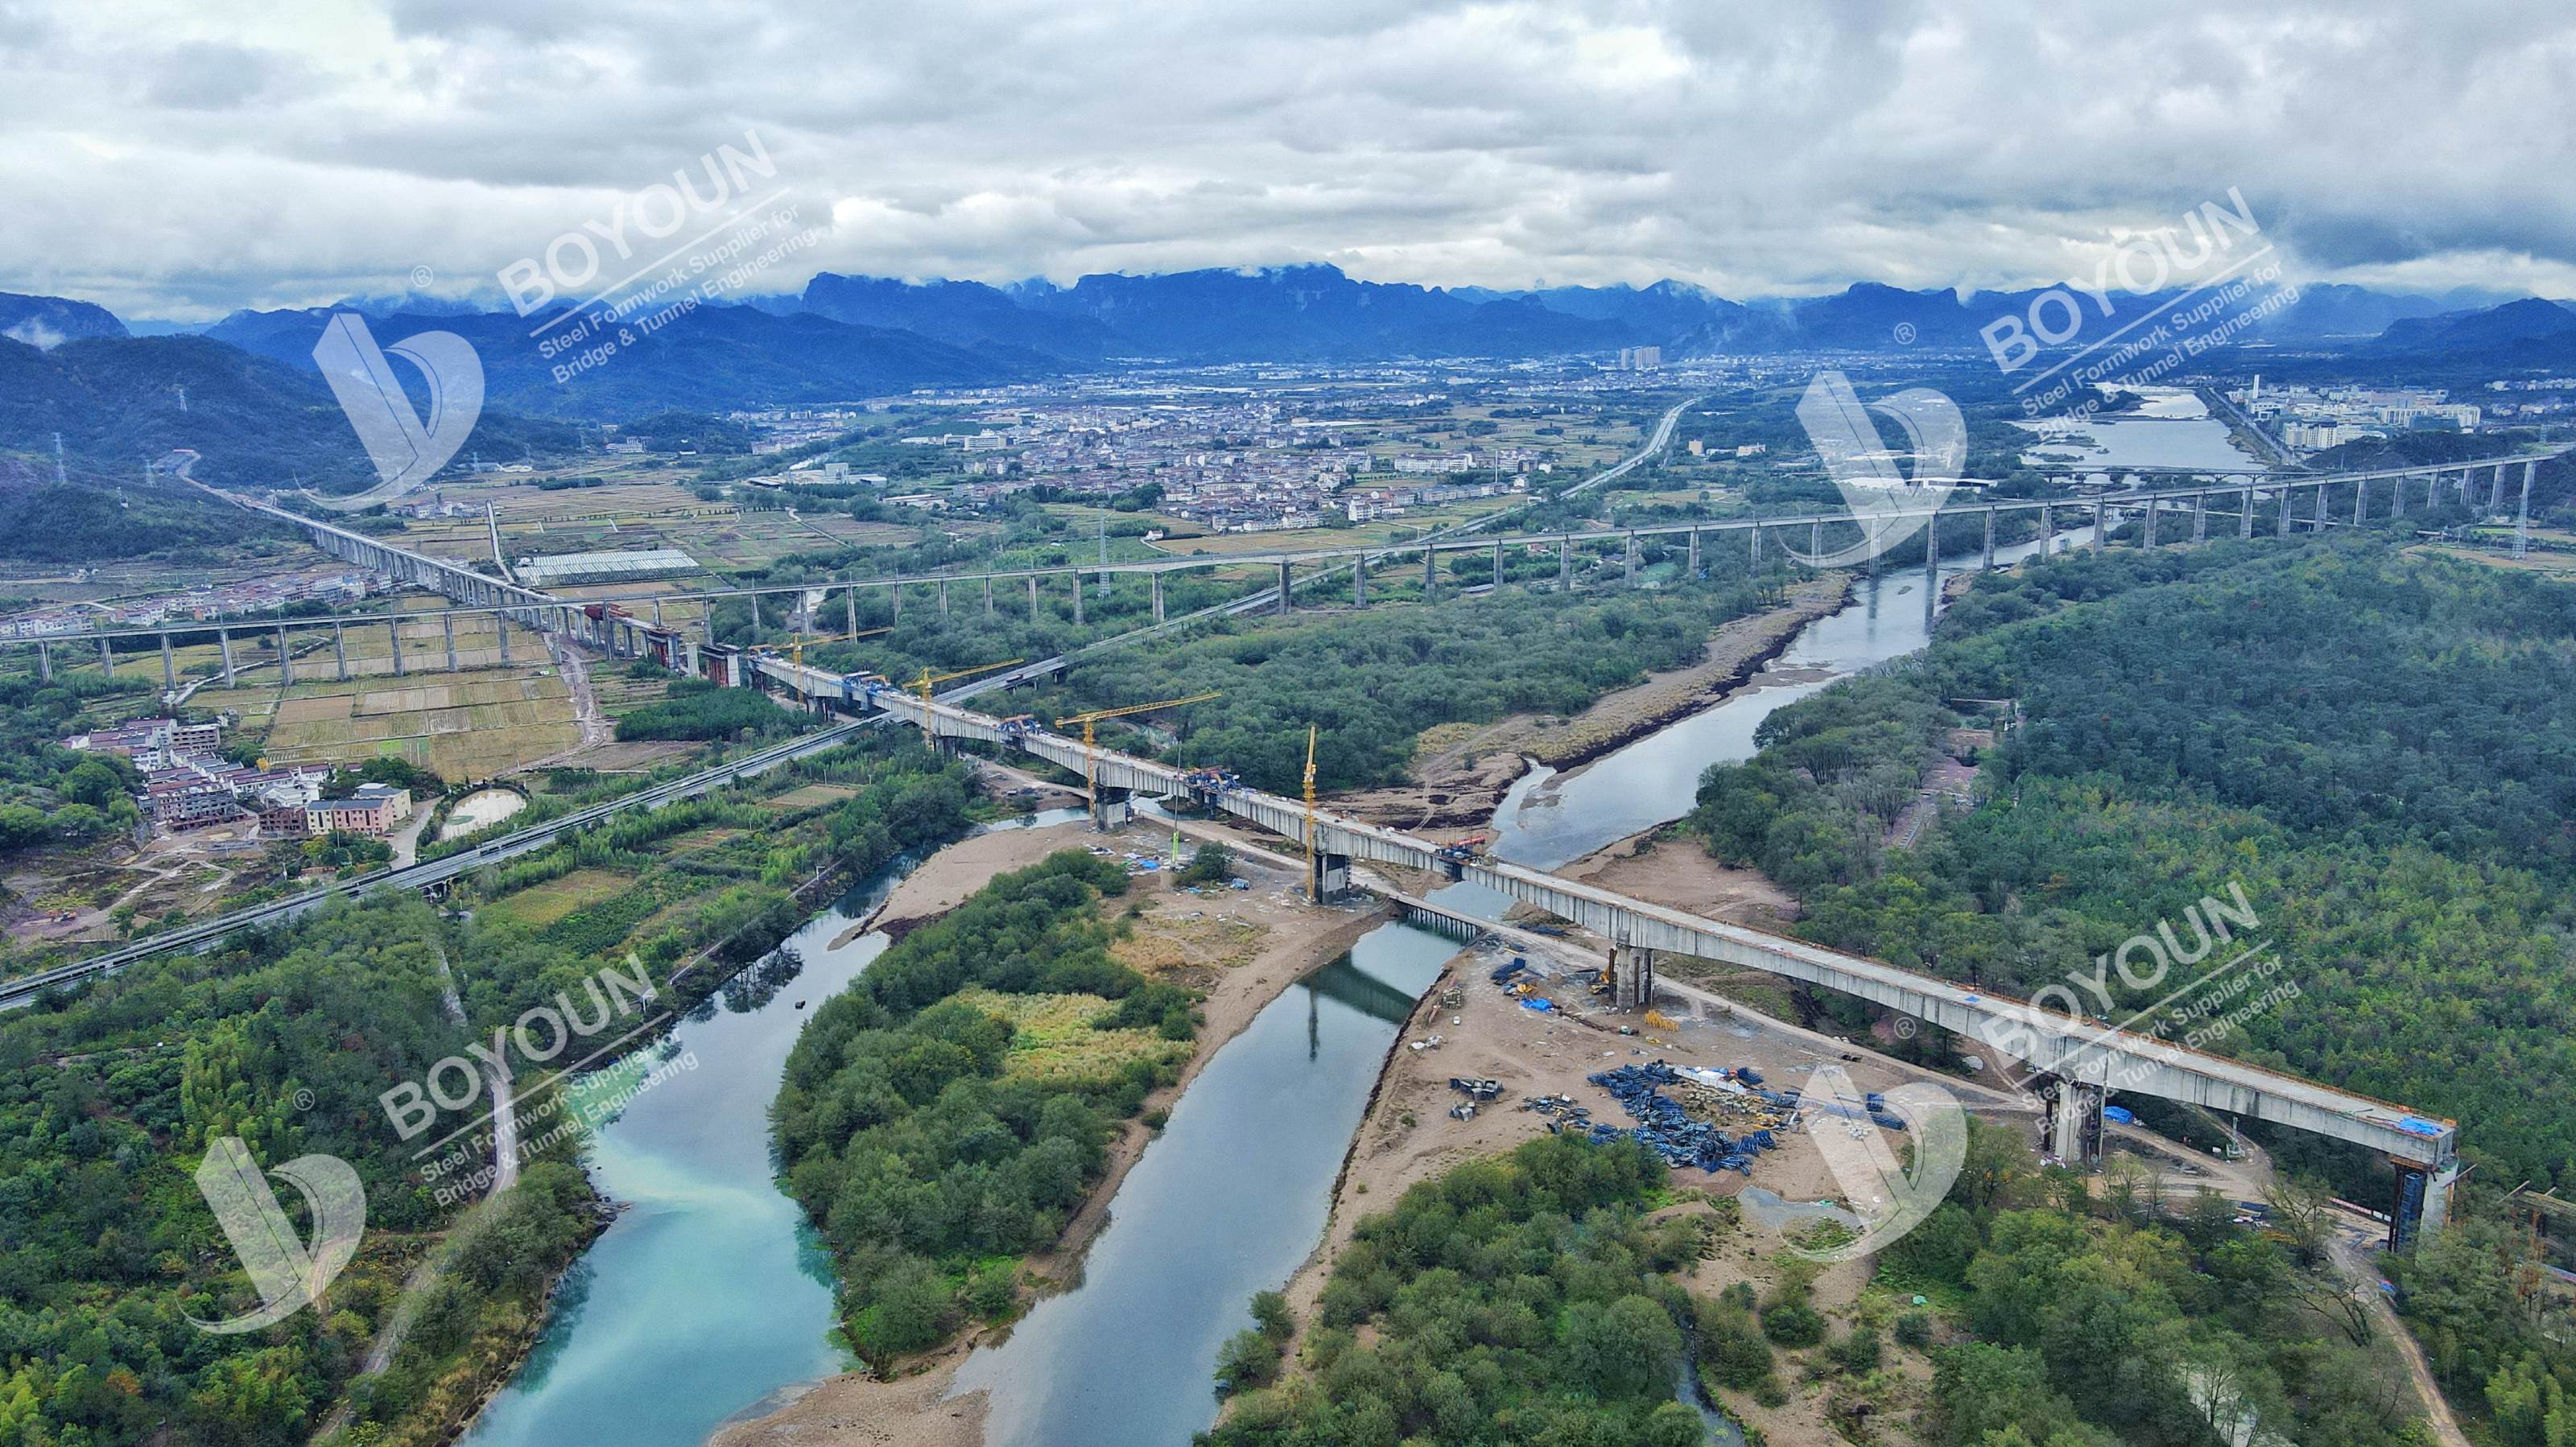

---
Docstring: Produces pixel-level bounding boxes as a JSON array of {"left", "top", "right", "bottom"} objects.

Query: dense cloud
[{"left": 6, "top": 0, "right": 2571, "bottom": 319}]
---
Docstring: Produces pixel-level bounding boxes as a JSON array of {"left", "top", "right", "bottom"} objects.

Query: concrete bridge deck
[{"left": 846, "top": 682, "right": 2463, "bottom": 1239}]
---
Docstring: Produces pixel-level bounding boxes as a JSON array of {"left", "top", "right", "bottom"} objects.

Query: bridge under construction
[{"left": 760, "top": 670, "right": 2466, "bottom": 1250}]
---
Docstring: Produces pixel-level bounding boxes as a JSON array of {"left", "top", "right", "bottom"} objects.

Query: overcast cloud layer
[{"left": 6, "top": 0, "right": 2573, "bottom": 320}]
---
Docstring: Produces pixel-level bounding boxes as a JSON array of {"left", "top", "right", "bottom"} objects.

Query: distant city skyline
[{"left": 6, "top": 1, "right": 2574, "bottom": 320}]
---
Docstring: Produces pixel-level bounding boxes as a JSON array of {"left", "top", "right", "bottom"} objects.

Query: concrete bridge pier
[
  {"left": 1088, "top": 784, "right": 1132, "bottom": 830},
  {"left": 443, "top": 613, "right": 458, "bottom": 671},
  {"left": 1423, "top": 546, "right": 1437, "bottom": 596},
  {"left": 984, "top": 577, "right": 995, "bottom": 617},
  {"left": 218, "top": 629, "right": 235, "bottom": 686},
  {"left": 35, "top": 642, "right": 48, "bottom": 682},
  {"left": 1152, "top": 572, "right": 1166, "bottom": 623},
  {"left": 1310, "top": 847, "right": 1351, "bottom": 903},
  {"left": 1745, "top": 524, "right": 1758, "bottom": 572},
  {"left": 890, "top": 583, "right": 902, "bottom": 625},
  {"left": 1558, "top": 536, "right": 1572, "bottom": 590},
  {"left": 938, "top": 579, "right": 949, "bottom": 616},
  {"left": 2392, "top": 475, "right": 2405, "bottom": 519},
  {"left": 2391, "top": 1157, "right": 2462, "bottom": 1251},
  {"left": 2355, "top": 477, "right": 2369, "bottom": 526},
  {"left": 1030, "top": 575, "right": 1042, "bottom": 621},
  {"left": 334, "top": 624, "right": 349, "bottom": 680},
  {"left": 2038, "top": 502, "right": 2053, "bottom": 553},
  {"left": 1276, "top": 560, "right": 1291, "bottom": 614},
  {"left": 2517, "top": 460, "right": 2536, "bottom": 560},
  {"left": 2276, "top": 484, "right": 2293, "bottom": 538},
  {"left": 1607, "top": 942, "right": 1656, "bottom": 1010},
  {"left": 1071, "top": 572, "right": 1084, "bottom": 625},
  {"left": 1624, "top": 531, "right": 1638, "bottom": 583},
  {"left": 2091, "top": 500, "right": 2106, "bottom": 551},
  {"left": 1491, "top": 539, "right": 1504, "bottom": 587},
  {"left": 2240, "top": 484, "right": 2256, "bottom": 538},
  {"left": 1686, "top": 528, "right": 1700, "bottom": 575},
  {"left": 276, "top": 626, "right": 292, "bottom": 686},
  {"left": 2143, "top": 498, "right": 2159, "bottom": 547},
  {"left": 160, "top": 634, "right": 175, "bottom": 689},
  {"left": 97, "top": 635, "right": 114, "bottom": 679},
  {"left": 2038, "top": 1074, "right": 2105, "bottom": 1169},
  {"left": 496, "top": 617, "right": 511, "bottom": 665},
  {"left": 2191, "top": 491, "right": 2207, "bottom": 542},
  {"left": 1810, "top": 518, "right": 1823, "bottom": 562},
  {"left": 1353, "top": 557, "right": 1368, "bottom": 606},
  {"left": 1981, "top": 509, "right": 1995, "bottom": 569}
]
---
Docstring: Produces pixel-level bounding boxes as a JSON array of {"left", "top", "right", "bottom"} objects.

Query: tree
[
  {"left": 1564, "top": 1295, "right": 1684, "bottom": 1398},
  {"left": 1214, "top": 1327, "right": 1282, "bottom": 1398}
]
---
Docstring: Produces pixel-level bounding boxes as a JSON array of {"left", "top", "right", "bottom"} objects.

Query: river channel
[{"left": 464, "top": 410, "right": 2272, "bottom": 1444}]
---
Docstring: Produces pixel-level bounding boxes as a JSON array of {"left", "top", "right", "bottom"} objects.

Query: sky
[{"left": 5, "top": 0, "right": 2573, "bottom": 321}]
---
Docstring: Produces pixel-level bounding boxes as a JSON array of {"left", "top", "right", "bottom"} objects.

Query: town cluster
[
  {"left": 3, "top": 571, "right": 374, "bottom": 641},
  {"left": 60, "top": 716, "right": 411, "bottom": 838}
]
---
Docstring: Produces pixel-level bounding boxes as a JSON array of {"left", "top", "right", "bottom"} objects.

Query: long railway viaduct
[
  {"left": 733, "top": 666, "right": 2467, "bottom": 1247},
  {"left": 2, "top": 452, "right": 2557, "bottom": 686}
]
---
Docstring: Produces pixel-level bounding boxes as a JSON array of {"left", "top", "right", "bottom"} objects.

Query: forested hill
[{"left": 1687, "top": 539, "right": 2576, "bottom": 1203}]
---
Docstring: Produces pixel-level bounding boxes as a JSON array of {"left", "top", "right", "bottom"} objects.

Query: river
[
  {"left": 949, "top": 922, "right": 1457, "bottom": 1445},
  {"left": 1437, "top": 517, "right": 2094, "bottom": 898},
  {"left": 462, "top": 811, "right": 1088, "bottom": 1447},
  {"left": 462, "top": 474, "right": 2184, "bottom": 1446}
]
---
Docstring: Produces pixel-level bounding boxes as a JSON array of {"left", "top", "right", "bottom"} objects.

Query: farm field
[{"left": 192, "top": 655, "right": 588, "bottom": 780}]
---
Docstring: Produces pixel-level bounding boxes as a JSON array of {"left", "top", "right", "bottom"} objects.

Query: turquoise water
[{"left": 458, "top": 872, "right": 897, "bottom": 1447}]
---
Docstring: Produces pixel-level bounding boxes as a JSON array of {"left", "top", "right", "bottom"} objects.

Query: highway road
[{"left": 0, "top": 718, "right": 873, "bottom": 1008}]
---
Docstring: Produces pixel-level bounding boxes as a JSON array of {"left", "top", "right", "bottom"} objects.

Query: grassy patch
[
  {"left": 951, "top": 986, "right": 1192, "bottom": 1086},
  {"left": 483, "top": 867, "right": 637, "bottom": 928}
]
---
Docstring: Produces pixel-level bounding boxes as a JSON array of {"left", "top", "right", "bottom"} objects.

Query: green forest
[
  {"left": 1041, "top": 571, "right": 1790, "bottom": 794},
  {"left": 1202, "top": 1120, "right": 2480, "bottom": 1447},
  {"left": 1690, "top": 541, "right": 2576, "bottom": 1191},
  {"left": 0, "top": 736, "right": 973, "bottom": 1446},
  {"left": 1683, "top": 537, "right": 2576, "bottom": 1441},
  {"left": 1199, "top": 1133, "right": 1707, "bottom": 1447},
  {"left": 772, "top": 849, "right": 1199, "bottom": 1362}
]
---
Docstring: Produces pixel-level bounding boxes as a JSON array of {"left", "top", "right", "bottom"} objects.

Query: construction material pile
[{"left": 1584, "top": 1062, "right": 1777, "bottom": 1174}]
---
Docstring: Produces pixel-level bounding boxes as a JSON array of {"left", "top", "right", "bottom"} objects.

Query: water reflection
[{"left": 953, "top": 921, "right": 1454, "bottom": 1447}]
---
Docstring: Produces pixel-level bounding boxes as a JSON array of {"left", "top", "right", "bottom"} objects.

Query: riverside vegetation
[
  {"left": 1685, "top": 537, "right": 2576, "bottom": 1442},
  {"left": 0, "top": 735, "right": 972, "bottom": 1447},
  {"left": 1202, "top": 1117, "right": 2455, "bottom": 1446},
  {"left": 771, "top": 848, "right": 1207, "bottom": 1362}
]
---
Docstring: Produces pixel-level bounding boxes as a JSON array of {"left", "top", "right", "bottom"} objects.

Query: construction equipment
[
  {"left": 1303, "top": 724, "right": 1320, "bottom": 900},
  {"left": 1054, "top": 692, "right": 1222, "bottom": 806},
  {"left": 911, "top": 658, "right": 1025, "bottom": 702},
  {"left": 1053, "top": 691, "right": 1223, "bottom": 752},
  {"left": 753, "top": 626, "right": 891, "bottom": 670},
  {"left": 1434, "top": 834, "right": 1488, "bottom": 880}
]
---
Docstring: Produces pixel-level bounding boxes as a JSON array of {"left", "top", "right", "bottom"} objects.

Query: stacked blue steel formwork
[{"left": 1584, "top": 1062, "right": 1778, "bottom": 1175}]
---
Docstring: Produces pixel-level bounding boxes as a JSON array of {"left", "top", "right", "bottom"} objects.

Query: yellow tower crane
[
  {"left": 770, "top": 625, "right": 890, "bottom": 669},
  {"left": 910, "top": 658, "right": 1026, "bottom": 702},
  {"left": 1054, "top": 692, "right": 1222, "bottom": 799},
  {"left": 1303, "top": 724, "right": 1321, "bottom": 901}
]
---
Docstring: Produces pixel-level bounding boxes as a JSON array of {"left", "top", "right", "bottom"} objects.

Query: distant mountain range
[
  {"left": 0, "top": 291, "right": 130, "bottom": 349},
  {"left": 1, "top": 266, "right": 2567, "bottom": 545}
]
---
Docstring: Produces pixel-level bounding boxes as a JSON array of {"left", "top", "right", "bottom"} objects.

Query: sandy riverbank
[
  {"left": 1557, "top": 822, "right": 1799, "bottom": 927},
  {"left": 1332, "top": 575, "right": 1853, "bottom": 829},
  {"left": 716, "top": 818, "right": 1393, "bottom": 1447}
]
